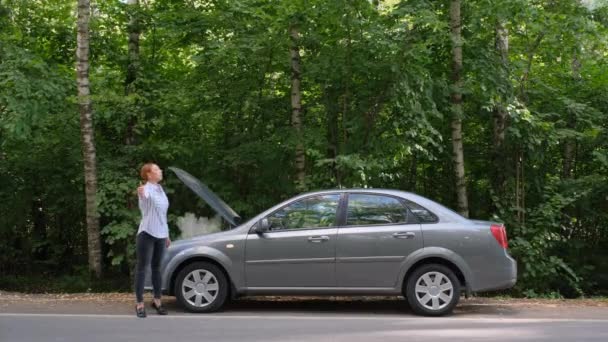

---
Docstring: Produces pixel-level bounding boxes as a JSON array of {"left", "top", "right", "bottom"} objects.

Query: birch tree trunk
[
  {"left": 514, "top": 30, "right": 543, "bottom": 224},
  {"left": 450, "top": 0, "right": 469, "bottom": 217},
  {"left": 290, "top": 24, "right": 306, "bottom": 189},
  {"left": 325, "top": 86, "right": 341, "bottom": 186},
  {"left": 125, "top": 0, "right": 140, "bottom": 146},
  {"left": 562, "top": 53, "right": 580, "bottom": 179},
  {"left": 77, "top": 0, "right": 102, "bottom": 278},
  {"left": 491, "top": 20, "right": 509, "bottom": 198}
]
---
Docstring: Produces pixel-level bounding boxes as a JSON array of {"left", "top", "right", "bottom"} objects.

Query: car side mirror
[{"left": 255, "top": 218, "right": 270, "bottom": 234}]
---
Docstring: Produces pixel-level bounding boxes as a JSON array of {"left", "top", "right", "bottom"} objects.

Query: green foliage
[
  {"left": 1, "top": 0, "right": 607, "bottom": 296},
  {"left": 507, "top": 180, "right": 587, "bottom": 297}
]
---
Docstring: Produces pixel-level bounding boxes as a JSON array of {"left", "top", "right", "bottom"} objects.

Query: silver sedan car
[{"left": 152, "top": 167, "right": 517, "bottom": 316}]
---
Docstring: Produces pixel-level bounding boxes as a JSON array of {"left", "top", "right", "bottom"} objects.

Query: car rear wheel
[
  {"left": 174, "top": 261, "right": 229, "bottom": 313},
  {"left": 405, "top": 264, "right": 460, "bottom": 316}
]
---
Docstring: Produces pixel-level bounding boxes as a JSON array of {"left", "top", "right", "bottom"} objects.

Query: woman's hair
[{"left": 140, "top": 163, "right": 157, "bottom": 181}]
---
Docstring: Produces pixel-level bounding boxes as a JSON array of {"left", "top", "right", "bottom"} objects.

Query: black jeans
[{"left": 135, "top": 231, "right": 166, "bottom": 303}]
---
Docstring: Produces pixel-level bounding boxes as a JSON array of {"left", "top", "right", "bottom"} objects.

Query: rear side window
[
  {"left": 346, "top": 194, "right": 409, "bottom": 226},
  {"left": 403, "top": 199, "right": 438, "bottom": 223}
]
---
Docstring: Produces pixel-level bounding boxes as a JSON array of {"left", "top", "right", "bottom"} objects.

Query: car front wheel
[
  {"left": 174, "top": 261, "right": 229, "bottom": 313},
  {"left": 405, "top": 264, "right": 461, "bottom": 316}
]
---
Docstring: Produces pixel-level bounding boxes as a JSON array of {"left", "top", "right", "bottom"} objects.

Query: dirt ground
[{"left": 2, "top": 290, "right": 607, "bottom": 318}]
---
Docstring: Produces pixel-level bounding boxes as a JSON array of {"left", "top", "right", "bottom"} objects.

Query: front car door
[
  {"left": 336, "top": 192, "right": 423, "bottom": 288},
  {"left": 245, "top": 193, "right": 342, "bottom": 288}
]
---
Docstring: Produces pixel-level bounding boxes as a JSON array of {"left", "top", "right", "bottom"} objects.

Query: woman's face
[{"left": 147, "top": 164, "right": 163, "bottom": 183}]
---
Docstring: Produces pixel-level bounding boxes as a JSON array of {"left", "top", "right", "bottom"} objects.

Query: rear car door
[{"left": 336, "top": 193, "right": 423, "bottom": 288}]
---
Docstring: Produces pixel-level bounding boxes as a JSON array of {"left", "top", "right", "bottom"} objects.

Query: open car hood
[{"left": 168, "top": 167, "right": 241, "bottom": 227}]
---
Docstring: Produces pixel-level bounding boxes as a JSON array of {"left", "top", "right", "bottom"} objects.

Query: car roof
[{"left": 298, "top": 188, "right": 413, "bottom": 197}]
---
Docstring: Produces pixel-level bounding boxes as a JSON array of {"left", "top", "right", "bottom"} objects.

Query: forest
[{"left": 1, "top": 0, "right": 607, "bottom": 297}]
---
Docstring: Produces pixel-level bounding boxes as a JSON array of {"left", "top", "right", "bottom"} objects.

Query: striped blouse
[{"left": 137, "top": 182, "right": 169, "bottom": 239}]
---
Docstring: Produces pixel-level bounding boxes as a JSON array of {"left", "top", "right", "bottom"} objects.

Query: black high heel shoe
[
  {"left": 136, "top": 305, "right": 146, "bottom": 318},
  {"left": 151, "top": 302, "right": 168, "bottom": 315}
]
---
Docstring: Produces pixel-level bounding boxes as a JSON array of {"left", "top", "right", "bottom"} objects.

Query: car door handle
[
  {"left": 308, "top": 236, "right": 330, "bottom": 243},
  {"left": 393, "top": 232, "right": 416, "bottom": 239}
]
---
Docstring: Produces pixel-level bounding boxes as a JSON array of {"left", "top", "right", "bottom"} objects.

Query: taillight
[{"left": 490, "top": 224, "right": 508, "bottom": 249}]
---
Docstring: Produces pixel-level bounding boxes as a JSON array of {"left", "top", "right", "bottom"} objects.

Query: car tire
[
  {"left": 174, "top": 261, "right": 229, "bottom": 313},
  {"left": 405, "top": 264, "right": 461, "bottom": 316}
]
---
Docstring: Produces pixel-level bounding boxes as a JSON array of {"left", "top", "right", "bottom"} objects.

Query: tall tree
[
  {"left": 77, "top": 0, "right": 102, "bottom": 277},
  {"left": 449, "top": 0, "right": 469, "bottom": 217},
  {"left": 290, "top": 20, "right": 305, "bottom": 189},
  {"left": 125, "top": 0, "right": 140, "bottom": 146},
  {"left": 514, "top": 14, "right": 545, "bottom": 225},
  {"left": 491, "top": 17, "right": 510, "bottom": 204},
  {"left": 562, "top": 51, "right": 581, "bottom": 179}
]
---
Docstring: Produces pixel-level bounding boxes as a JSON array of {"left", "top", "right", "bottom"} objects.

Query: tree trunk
[
  {"left": 342, "top": 21, "right": 352, "bottom": 149},
  {"left": 324, "top": 86, "right": 341, "bottom": 186},
  {"left": 124, "top": 0, "right": 141, "bottom": 223},
  {"left": 491, "top": 21, "right": 509, "bottom": 200},
  {"left": 515, "top": 149, "right": 525, "bottom": 224},
  {"left": 449, "top": 0, "right": 469, "bottom": 217},
  {"left": 77, "top": 0, "right": 102, "bottom": 278},
  {"left": 514, "top": 30, "right": 544, "bottom": 225},
  {"left": 290, "top": 24, "right": 306, "bottom": 190},
  {"left": 31, "top": 197, "right": 48, "bottom": 260},
  {"left": 408, "top": 152, "right": 417, "bottom": 191},
  {"left": 519, "top": 33, "right": 544, "bottom": 101},
  {"left": 125, "top": 0, "right": 140, "bottom": 146},
  {"left": 562, "top": 53, "right": 580, "bottom": 179}
]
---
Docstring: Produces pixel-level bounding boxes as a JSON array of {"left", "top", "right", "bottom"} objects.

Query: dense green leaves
[{"left": 1, "top": 0, "right": 607, "bottom": 295}]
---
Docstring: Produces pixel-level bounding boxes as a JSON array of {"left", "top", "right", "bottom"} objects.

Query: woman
[{"left": 135, "top": 163, "right": 171, "bottom": 318}]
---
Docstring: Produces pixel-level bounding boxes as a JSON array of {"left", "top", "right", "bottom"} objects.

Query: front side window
[
  {"left": 346, "top": 194, "right": 408, "bottom": 226},
  {"left": 266, "top": 194, "right": 341, "bottom": 231}
]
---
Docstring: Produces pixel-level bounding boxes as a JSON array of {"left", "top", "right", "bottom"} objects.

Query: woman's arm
[{"left": 137, "top": 185, "right": 149, "bottom": 212}]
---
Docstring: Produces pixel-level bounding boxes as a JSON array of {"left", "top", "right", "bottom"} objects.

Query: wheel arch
[
  {"left": 168, "top": 256, "right": 236, "bottom": 298},
  {"left": 401, "top": 257, "right": 466, "bottom": 294}
]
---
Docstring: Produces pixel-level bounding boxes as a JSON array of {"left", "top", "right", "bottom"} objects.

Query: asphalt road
[{"left": 2, "top": 298, "right": 608, "bottom": 342}]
